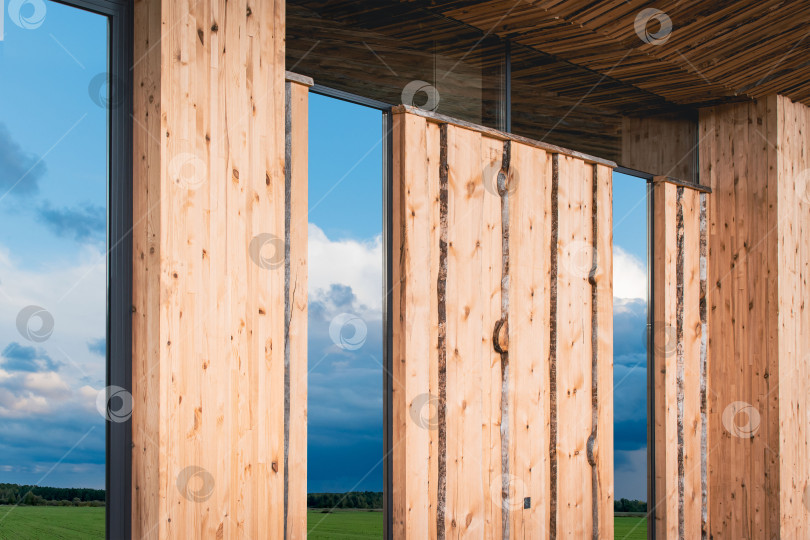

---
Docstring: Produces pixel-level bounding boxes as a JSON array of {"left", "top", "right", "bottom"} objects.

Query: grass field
[
  {"left": 0, "top": 506, "right": 644, "bottom": 539},
  {"left": 0, "top": 506, "right": 104, "bottom": 540},
  {"left": 308, "top": 510, "right": 647, "bottom": 539},
  {"left": 614, "top": 516, "right": 648, "bottom": 539},
  {"left": 307, "top": 509, "right": 383, "bottom": 539}
]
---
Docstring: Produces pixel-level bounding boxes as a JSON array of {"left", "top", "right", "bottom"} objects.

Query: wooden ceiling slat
[{"left": 426, "top": 0, "right": 810, "bottom": 106}]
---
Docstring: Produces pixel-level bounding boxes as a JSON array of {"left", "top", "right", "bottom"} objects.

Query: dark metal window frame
[
  {"left": 52, "top": 0, "right": 133, "bottom": 538},
  {"left": 309, "top": 84, "right": 395, "bottom": 540}
]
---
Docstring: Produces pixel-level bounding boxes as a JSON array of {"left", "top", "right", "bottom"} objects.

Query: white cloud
[
  {"left": 0, "top": 242, "right": 106, "bottom": 419},
  {"left": 24, "top": 371, "right": 70, "bottom": 397},
  {"left": 613, "top": 246, "right": 647, "bottom": 300},
  {"left": 308, "top": 224, "right": 383, "bottom": 314}
]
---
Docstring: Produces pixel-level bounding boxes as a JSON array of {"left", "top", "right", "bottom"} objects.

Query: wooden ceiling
[
  {"left": 423, "top": 0, "right": 810, "bottom": 107},
  {"left": 287, "top": 0, "right": 807, "bottom": 165}
]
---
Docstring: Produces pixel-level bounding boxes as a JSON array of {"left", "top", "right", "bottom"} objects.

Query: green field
[
  {"left": 308, "top": 511, "right": 646, "bottom": 539},
  {"left": 614, "top": 516, "right": 648, "bottom": 539},
  {"left": 308, "top": 509, "right": 383, "bottom": 539},
  {"left": 0, "top": 506, "right": 104, "bottom": 540},
  {"left": 0, "top": 506, "right": 643, "bottom": 539}
]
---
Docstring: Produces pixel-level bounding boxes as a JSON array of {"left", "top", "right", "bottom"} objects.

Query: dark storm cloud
[{"left": 308, "top": 284, "right": 384, "bottom": 492}]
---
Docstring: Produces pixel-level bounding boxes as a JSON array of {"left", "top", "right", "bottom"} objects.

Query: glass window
[{"left": 0, "top": 1, "right": 109, "bottom": 536}]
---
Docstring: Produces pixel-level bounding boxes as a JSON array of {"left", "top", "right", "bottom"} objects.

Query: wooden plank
[
  {"left": 776, "top": 95, "right": 810, "bottom": 538},
  {"left": 443, "top": 124, "right": 485, "bottom": 538},
  {"left": 507, "top": 142, "right": 551, "bottom": 539},
  {"left": 594, "top": 163, "right": 614, "bottom": 540},
  {"left": 653, "top": 180, "right": 678, "bottom": 540},
  {"left": 681, "top": 188, "right": 702, "bottom": 539},
  {"left": 286, "top": 79, "right": 309, "bottom": 540},
  {"left": 132, "top": 0, "right": 162, "bottom": 535},
  {"left": 555, "top": 154, "right": 594, "bottom": 537},
  {"left": 479, "top": 135, "right": 503, "bottom": 539},
  {"left": 391, "top": 112, "right": 431, "bottom": 539},
  {"left": 427, "top": 121, "right": 442, "bottom": 540}
]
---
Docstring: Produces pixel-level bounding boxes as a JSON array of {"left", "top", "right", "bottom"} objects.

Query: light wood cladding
[
  {"left": 699, "top": 95, "right": 810, "bottom": 538},
  {"left": 392, "top": 109, "right": 614, "bottom": 538},
  {"left": 132, "top": 1, "right": 288, "bottom": 537},
  {"left": 651, "top": 180, "right": 707, "bottom": 540}
]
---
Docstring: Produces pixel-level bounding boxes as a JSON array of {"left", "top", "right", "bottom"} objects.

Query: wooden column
[
  {"left": 132, "top": 1, "right": 288, "bottom": 538},
  {"left": 700, "top": 95, "right": 810, "bottom": 538}
]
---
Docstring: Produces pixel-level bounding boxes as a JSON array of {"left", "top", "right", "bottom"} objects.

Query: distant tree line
[
  {"left": 307, "top": 492, "right": 382, "bottom": 510},
  {"left": 0, "top": 483, "right": 105, "bottom": 507},
  {"left": 614, "top": 498, "right": 647, "bottom": 513}
]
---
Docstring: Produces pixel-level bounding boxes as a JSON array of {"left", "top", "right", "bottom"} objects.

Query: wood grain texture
[
  {"left": 650, "top": 180, "right": 708, "bottom": 540},
  {"left": 444, "top": 124, "right": 486, "bottom": 538},
  {"left": 594, "top": 164, "right": 614, "bottom": 540},
  {"left": 621, "top": 113, "right": 698, "bottom": 183},
  {"left": 392, "top": 112, "right": 431, "bottom": 539},
  {"left": 391, "top": 110, "right": 615, "bottom": 539},
  {"left": 132, "top": 0, "right": 286, "bottom": 538},
  {"left": 776, "top": 95, "right": 810, "bottom": 538},
  {"left": 653, "top": 181, "right": 678, "bottom": 540},
  {"left": 285, "top": 79, "right": 309, "bottom": 540},
  {"left": 701, "top": 99, "right": 780, "bottom": 540},
  {"left": 681, "top": 189, "right": 702, "bottom": 540},
  {"left": 507, "top": 141, "right": 551, "bottom": 539},
  {"left": 555, "top": 154, "right": 594, "bottom": 538},
  {"left": 480, "top": 136, "right": 503, "bottom": 539}
]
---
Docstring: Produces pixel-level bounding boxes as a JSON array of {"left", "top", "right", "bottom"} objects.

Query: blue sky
[
  {"left": 0, "top": 0, "right": 648, "bottom": 502},
  {"left": 0, "top": 0, "right": 109, "bottom": 490}
]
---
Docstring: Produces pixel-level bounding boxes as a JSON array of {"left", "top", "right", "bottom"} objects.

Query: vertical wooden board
[
  {"left": 796, "top": 98, "right": 810, "bottom": 538},
  {"left": 426, "top": 121, "right": 442, "bottom": 540},
  {"left": 706, "top": 102, "right": 735, "bottom": 539},
  {"left": 653, "top": 181, "right": 678, "bottom": 540},
  {"left": 594, "top": 164, "right": 614, "bottom": 540},
  {"left": 391, "top": 112, "right": 431, "bottom": 539},
  {"left": 391, "top": 112, "right": 406, "bottom": 540},
  {"left": 681, "top": 189, "right": 702, "bottom": 539},
  {"left": 507, "top": 142, "right": 551, "bottom": 539},
  {"left": 762, "top": 96, "right": 780, "bottom": 540},
  {"left": 132, "top": 0, "right": 162, "bottom": 536},
  {"left": 777, "top": 95, "right": 810, "bottom": 538},
  {"left": 286, "top": 81, "right": 309, "bottom": 540},
  {"left": 444, "top": 124, "right": 485, "bottom": 538},
  {"left": 164, "top": 0, "right": 197, "bottom": 536},
  {"left": 555, "top": 155, "right": 593, "bottom": 537},
  {"left": 479, "top": 135, "right": 503, "bottom": 539}
]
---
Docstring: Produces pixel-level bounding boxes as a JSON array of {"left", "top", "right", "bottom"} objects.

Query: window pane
[
  {"left": 612, "top": 172, "right": 649, "bottom": 535},
  {"left": 306, "top": 94, "right": 384, "bottom": 534},
  {"left": 0, "top": 1, "right": 108, "bottom": 535},
  {"left": 287, "top": 0, "right": 507, "bottom": 130}
]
